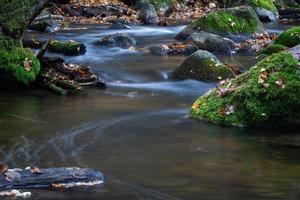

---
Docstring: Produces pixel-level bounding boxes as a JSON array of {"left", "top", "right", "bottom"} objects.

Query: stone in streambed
[
  {"left": 190, "top": 46, "right": 300, "bottom": 128},
  {"left": 149, "top": 42, "right": 199, "bottom": 56},
  {"left": 95, "top": 33, "right": 136, "bottom": 49},
  {"left": 186, "top": 32, "right": 236, "bottom": 55},
  {"left": 176, "top": 6, "right": 264, "bottom": 41},
  {"left": 170, "top": 50, "right": 231, "bottom": 81},
  {"left": 274, "top": 26, "right": 300, "bottom": 48}
]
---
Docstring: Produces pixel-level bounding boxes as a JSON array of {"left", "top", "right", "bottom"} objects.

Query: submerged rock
[
  {"left": 170, "top": 50, "right": 231, "bottom": 81},
  {"left": 149, "top": 42, "right": 198, "bottom": 56},
  {"left": 95, "top": 33, "right": 136, "bottom": 49},
  {"left": 190, "top": 47, "right": 300, "bottom": 128},
  {"left": 109, "top": 22, "right": 132, "bottom": 30},
  {"left": 176, "top": 6, "right": 264, "bottom": 41},
  {"left": 186, "top": 32, "right": 236, "bottom": 55}
]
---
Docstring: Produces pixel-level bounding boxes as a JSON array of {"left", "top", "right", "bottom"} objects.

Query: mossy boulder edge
[
  {"left": 170, "top": 50, "right": 232, "bottom": 82},
  {"left": 176, "top": 6, "right": 264, "bottom": 41},
  {"left": 274, "top": 26, "right": 300, "bottom": 48},
  {"left": 190, "top": 47, "right": 300, "bottom": 128}
]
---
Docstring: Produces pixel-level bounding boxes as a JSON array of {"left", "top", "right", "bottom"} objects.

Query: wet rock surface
[{"left": 95, "top": 33, "right": 137, "bottom": 48}]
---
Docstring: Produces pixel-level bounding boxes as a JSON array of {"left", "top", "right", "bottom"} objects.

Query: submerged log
[{"left": 0, "top": 168, "right": 104, "bottom": 190}]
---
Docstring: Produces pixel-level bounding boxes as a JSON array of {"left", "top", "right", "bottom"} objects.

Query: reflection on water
[{"left": 0, "top": 23, "right": 300, "bottom": 199}]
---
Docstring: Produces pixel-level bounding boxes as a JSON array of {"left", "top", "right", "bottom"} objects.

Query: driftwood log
[{"left": 0, "top": 168, "right": 104, "bottom": 190}]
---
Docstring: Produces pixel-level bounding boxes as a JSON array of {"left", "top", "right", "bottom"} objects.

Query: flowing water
[{"left": 0, "top": 22, "right": 300, "bottom": 199}]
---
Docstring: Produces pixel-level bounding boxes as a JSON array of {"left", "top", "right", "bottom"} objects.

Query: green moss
[
  {"left": 191, "top": 51, "right": 300, "bottom": 127},
  {"left": 0, "top": 47, "right": 40, "bottom": 85},
  {"left": 49, "top": 40, "right": 86, "bottom": 55},
  {"left": 257, "top": 44, "right": 287, "bottom": 56},
  {"left": 274, "top": 26, "right": 300, "bottom": 48},
  {"left": 0, "top": 0, "right": 37, "bottom": 39},
  {"left": 171, "top": 58, "right": 231, "bottom": 81},
  {"left": 251, "top": 0, "right": 277, "bottom": 11},
  {"left": 190, "top": 11, "right": 259, "bottom": 36}
]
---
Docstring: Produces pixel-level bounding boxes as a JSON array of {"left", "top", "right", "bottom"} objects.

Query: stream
[{"left": 0, "top": 22, "right": 300, "bottom": 199}]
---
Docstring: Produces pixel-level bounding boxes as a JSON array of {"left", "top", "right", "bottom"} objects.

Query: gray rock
[
  {"left": 186, "top": 31, "right": 236, "bottom": 55},
  {"left": 95, "top": 33, "right": 136, "bottom": 49},
  {"left": 109, "top": 23, "right": 132, "bottom": 30},
  {"left": 138, "top": 3, "right": 158, "bottom": 25},
  {"left": 149, "top": 43, "right": 198, "bottom": 56},
  {"left": 170, "top": 50, "right": 232, "bottom": 81},
  {"left": 254, "top": 7, "right": 279, "bottom": 22}
]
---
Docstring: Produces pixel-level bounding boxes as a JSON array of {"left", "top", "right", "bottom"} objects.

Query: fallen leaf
[
  {"left": 23, "top": 58, "right": 32, "bottom": 72},
  {"left": 30, "top": 167, "right": 42, "bottom": 174},
  {"left": 0, "top": 164, "right": 8, "bottom": 174}
]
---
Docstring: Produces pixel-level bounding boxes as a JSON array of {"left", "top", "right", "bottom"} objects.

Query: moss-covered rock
[
  {"left": 191, "top": 50, "right": 300, "bottom": 127},
  {"left": 176, "top": 6, "right": 264, "bottom": 41},
  {"left": 0, "top": 47, "right": 40, "bottom": 86},
  {"left": 48, "top": 40, "right": 86, "bottom": 55},
  {"left": 274, "top": 26, "right": 300, "bottom": 48},
  {"left": 257, "top": 44, "right": 288, "bottom": 56},
  {"left": 170, "top": 50, "right": 232, "bottom": 81},
  {"left": 251, "top": 0, "right": 277, "bottom": 11}
]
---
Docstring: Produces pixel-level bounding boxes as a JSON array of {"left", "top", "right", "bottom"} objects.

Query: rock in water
[
  {"left": 0, "top": 168, "right": 104, "bottom": 190},
  {"left": 190, "top": 46, "right": 300, "bottom": 128},
  {"left": 95, "top": 33, "right": 136, "bottom": 49},
  {"left": 186, "top": 32, "right": 236, "bottom": 55},
  {"left": 170, "top": 50, "right": 231, "bottom": 81},
  {"left": 274, "top": 26, "right": 300, "bottom": 48},
  {"left": 149, "top": 43, "right": 199, "bottom": 56},
  {"left": 176, "top": 6, "right": 264, "bottom": 41},
  {"left": 254, "top": 7, "right": 279, "bottom": 22}
]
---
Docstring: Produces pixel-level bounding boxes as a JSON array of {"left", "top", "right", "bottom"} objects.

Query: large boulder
[
  {"left": 274, "top": 26, "right": 300, "bottom": 48},
  {"left": 190, "top": 47, "right": 300, "bottom": 128},
  {"left": 186, "top": 32, "right": 236, "bottom": 55},
  {"left": 176, "top": 6, "right": 264, "bottom": 41},
  {"left": 138, "top": 2, "right": 159, "bottom": 25},
  {"left": 95, "top": 33, "right": 136, "bottom": 49},
  {"left": 170, "top": 50, "right": 232, "bottom": 81}
]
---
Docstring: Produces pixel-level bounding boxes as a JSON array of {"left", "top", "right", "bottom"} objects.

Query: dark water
[{"left": 0, "top": 22, "right": 300, "bottom": 199}]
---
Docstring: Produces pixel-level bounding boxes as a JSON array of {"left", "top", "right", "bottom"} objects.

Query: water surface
[{"left": 0, "top": 22, "right": 300, "bottom": 200}]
